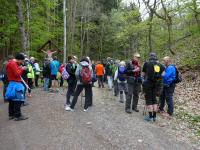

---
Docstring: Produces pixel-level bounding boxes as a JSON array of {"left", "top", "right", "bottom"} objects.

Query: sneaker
[
  {"left": 144, "top": 116, "right": 153, "bottom": 122},
  {"left": 83, "top": 108, "right": 88, "bottom": 112},
  {"left": 14, "top": 116, "right": 28, "bottom": 121},
  {"left": 125, "top": 109, "right": 132, "bottom": 114},
  {"left": 65, "top": 106, "right": 74, "bottom": 111}
]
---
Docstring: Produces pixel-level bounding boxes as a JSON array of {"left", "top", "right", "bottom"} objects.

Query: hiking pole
[
  {"left": 20, "top": 77, "right": 31, "bottom": 90},
  {"left": 130, "top": 94, "right": 133, "bottom": 113}
]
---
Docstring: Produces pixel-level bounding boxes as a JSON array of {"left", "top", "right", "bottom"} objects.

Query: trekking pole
[
  {"left": 130, "top": 95, "right": 133, "bottom": 113},
  {"left": 20, "top": 77, "right": 31, "bottom": 90}
]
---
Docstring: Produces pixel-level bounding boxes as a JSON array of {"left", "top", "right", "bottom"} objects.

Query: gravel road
[{"left": 0, "top": 86, "right": 196, "bottom": 150}]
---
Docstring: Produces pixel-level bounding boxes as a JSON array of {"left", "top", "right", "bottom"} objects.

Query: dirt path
[{"left": 0, "top": 86, "right": 197, "bottom": 150}]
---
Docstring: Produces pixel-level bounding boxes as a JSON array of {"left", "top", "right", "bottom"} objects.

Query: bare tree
[{"left": 144, "top": 0, "right": 175, "bottom": 54}]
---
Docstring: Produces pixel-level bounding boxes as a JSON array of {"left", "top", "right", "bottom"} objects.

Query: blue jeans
[
  {"left": 44, "top": 78, "right": 49, "bottom": 91},
  {"left": 159, "top": 84, "right": 175, "bottom": 115}
]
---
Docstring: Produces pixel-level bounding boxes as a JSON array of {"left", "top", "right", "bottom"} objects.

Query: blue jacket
[
  {"left": 5, "top": 81, "right": 25, "bottom": 101},
  {"left": 50, "top": 60, "right": 60, "bottom": 75},
  {"left": 162, "top": 65, "right": 176, "bottom": 86}
]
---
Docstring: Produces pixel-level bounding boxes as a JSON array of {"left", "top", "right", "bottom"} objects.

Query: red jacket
[{"left": 6, "top": 59, "right": 24, "bottom": 82}]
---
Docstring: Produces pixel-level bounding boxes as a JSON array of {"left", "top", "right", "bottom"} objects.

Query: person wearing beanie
[{"left": 5, "top": 53, "right": 28, "bottom": 121}]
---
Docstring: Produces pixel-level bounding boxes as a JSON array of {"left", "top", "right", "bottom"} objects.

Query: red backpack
[{"left": 80, "top": 66, "right": 92, "bottom": 84}]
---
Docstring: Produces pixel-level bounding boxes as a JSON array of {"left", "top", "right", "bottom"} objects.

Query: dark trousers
[
  {"left": 60, "top": 77, "right": 64, "bottom": 87},
  {"left": 114, "top": 80, "right": 119, "bottom": 96},
  {"left": 97, "top": 75, "right": 104, "bottom": 88},
  {"left": 9, "top": 100, "right": 23, "bottom": 118},
  {"left": 159, "top": 84, "right": 175, "bottom": 115},
  {"left": 66, "top": 81, "right": 76, "bottom": 105},
  {"left": 28, "top": 78, "right": 33, "bottom": 93},
  {"left": 35, "top": 75, "right": 39, "bottom": 87},
  {"left": 70, "top": 84, "right": 92, "bottom": 110},
  {"left": 126, "top": 82, "right": 141, "bottom": 110}
]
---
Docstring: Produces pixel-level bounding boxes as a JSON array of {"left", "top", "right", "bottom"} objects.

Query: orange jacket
[{"left": 95, "top": 64, "right": 105, "bottom": 76}]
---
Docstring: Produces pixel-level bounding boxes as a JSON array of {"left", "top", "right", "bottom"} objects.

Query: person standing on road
[
  {"left": 159, "top": 56, "right": 176, "bottom": 117},
  {"left": 50, "top": 56, "right": 60, "bottom": 90},
  {"left": 27, "top": 60, "right": 35, "bottom": 98},
  {"left": 95, "top": 61, "right": 105, "bottom": 88},
  {"left": 43, "top": 58, "right": 51, "bottom": 91},
  {"left": 114, "top": 61, "right": 128, "bottom": 103},
  {"left": 5, "top": 53, "right": 28, "bottom": 121},
  {"left": 142, "top": 53, "right": 165, "bottom": 122},
  {"left": 65, "top": 56, "right": 77, "bottom": 107},
  {"left": 125, "top": 53, "right": 142, "bottom": 113},
  {"left": 105, "top": 61, "right": 113, "bottom": 90},
  {"left": 65, "top": 58, "right": 93, "bottom": 112},
  {"left": 34, "top": 59, "right": 41, "bottom": 87}
]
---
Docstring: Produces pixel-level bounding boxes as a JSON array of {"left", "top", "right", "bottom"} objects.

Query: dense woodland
[{"left": 0, "top": 0, "right": 199, "bottom": 66}]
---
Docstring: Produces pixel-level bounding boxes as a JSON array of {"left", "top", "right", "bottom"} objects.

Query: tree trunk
[
  {"left": 148, "top": 13, "right": 153, "bottom": 53},
  {"left": 167, "top": 18, "right": 175, "bottom": 55},
  {"left": 71, "top": 0, "right": 77, "bottom": 53},
  {"left": 16, "top": 0, "right": 28, "bottom": 52}
]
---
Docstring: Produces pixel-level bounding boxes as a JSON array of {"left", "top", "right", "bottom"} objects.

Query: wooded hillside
[{"left": 0, "top": 0, "right": 199, "bottom": 66}]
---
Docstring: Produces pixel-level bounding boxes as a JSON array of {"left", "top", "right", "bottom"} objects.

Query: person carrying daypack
[
  {"left": 105, "top": 61, "right": 113, "bottom": 90},
  {"left": 65, "top": 56, "right": 77, "bottom": 107},
  {"left": 125, "top": 53, "right": 142, "bottom": 114},
  {"left": 43, "top": 58, "right": 51, "bottom": 91},
  {"left": 65, "top": 57, "right": 93, "bottom": 112},
  {"left": 159, "top": 56, "right": 178, "bottom": 117},
  {"left": 6, "top": 53, "right": 28, "bottom": 121},
  {"left": 142, "top": 52, "right": 165, "bottom": 122},
  {"left": 113, "top": 60, "right": 120, "bottom": 96},
  {"left": 114, "top": 61, "right": 128, "bottom": 103}
]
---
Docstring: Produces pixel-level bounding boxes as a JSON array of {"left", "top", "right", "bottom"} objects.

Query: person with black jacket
[
  {"left": 125, "top": 53, "right": 142, "bottom": 113},
  {"left": 43, "top": 58, "right": 51, "bottom": 91},
  {"left": 65, "top": 56, "right": 77, "bottom": 107}
]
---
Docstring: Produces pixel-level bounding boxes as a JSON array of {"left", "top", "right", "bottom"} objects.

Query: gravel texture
[{"left": 0, "top": 86, "right": 197, "bottom": 150}]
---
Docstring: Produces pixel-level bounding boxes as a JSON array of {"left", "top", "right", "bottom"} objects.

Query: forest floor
[{"left": 0, "top": 71, "right": 199, "bottom": 150}]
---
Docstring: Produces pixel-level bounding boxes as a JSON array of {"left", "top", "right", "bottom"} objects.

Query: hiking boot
[
  {"left": 125, "top": 109, "right": 132, "bottom": 114},
  {"left": 133, "top": 108, "right": 139, "bottom": 112},
  {"left": 144, "top": 116, "right": 153, "bottom": 122},
  {"left": 65, "top": 106, "right": 74, "bottom": 111},
  {"left": 22, "top": 102, "right": 29, "bottom": 106},
  {"left": 119, "top": 100, "right": 124, "bottom": 103},
  {"left": 153, "top": 117, "right": 156, "bottom": 122},
  {"left": 9, "top": 116, "right": 15, "bottom": 120},
  {"left": 14, "top": 116, "right": 28, "bottom": 121}
]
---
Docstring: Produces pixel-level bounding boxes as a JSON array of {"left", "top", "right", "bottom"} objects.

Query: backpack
[
  {"left": 118, "top": 66, "right": 126, "bottom": 81},
  {"left": 80, "top": 66, "right": 92, "bottom": 84},
  {"left": 173, "top": 66, "right": 182, "bottom": 84},
  {"left": 151, "top": 62, "right": 162, "bottom": 81},
  {"left": 62, "top": 66, "right": 70, "bottom": 80}
]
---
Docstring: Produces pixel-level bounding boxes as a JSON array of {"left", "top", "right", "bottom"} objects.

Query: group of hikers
[{"left": 0, "top": 51, "right": 181, "bottom": 122}]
